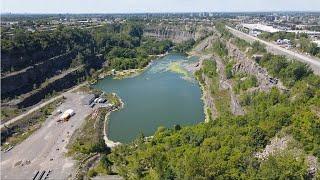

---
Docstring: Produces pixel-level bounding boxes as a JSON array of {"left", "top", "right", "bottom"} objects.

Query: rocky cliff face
[
  {"left": 226, "top": 41, "right": 286, "bottom": 91},
  {"left": 1, "top": 52, "right": 77, "bottom": 99},
  {"left": 1, "top": 50, "right": 104, "bottom": 108},
  {"left": 16, "top": 68, "right": 86, "bottom": 108},
  {"left": 144, "top": 27, "right": 195, "bottom": 43},
  {"left": 143, "top": 25, "right": 211, "bottom": 43},
  {"left": 1, "top": 46, "right": 64, "bottom": 73}
]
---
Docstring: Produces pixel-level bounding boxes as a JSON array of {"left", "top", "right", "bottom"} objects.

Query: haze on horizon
[{"left": 1, "top": 0, "right": 320, "bottom": 14}]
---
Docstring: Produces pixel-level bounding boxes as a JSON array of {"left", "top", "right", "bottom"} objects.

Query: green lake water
[{"left": 93, "top": 53, "right": 205, "bottom": 143}]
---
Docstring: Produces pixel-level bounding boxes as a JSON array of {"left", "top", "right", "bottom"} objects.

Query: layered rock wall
[{"left": 1, "top": 52, "right": 77, "bottom": 99}]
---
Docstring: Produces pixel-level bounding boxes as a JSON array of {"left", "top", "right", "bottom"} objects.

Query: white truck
[{"left": 58, "top": 109, "right": 75, "bottom": 122}]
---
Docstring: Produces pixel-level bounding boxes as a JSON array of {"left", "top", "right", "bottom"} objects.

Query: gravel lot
[{"left": 1, "top": 92, "right": 99, "bottom": 180}]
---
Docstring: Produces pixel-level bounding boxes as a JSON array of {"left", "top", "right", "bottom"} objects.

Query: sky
[{"left": 1, "top": 0, "right": 320, "bottom": 14}]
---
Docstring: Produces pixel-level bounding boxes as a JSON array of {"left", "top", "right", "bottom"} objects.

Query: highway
[{"left": 226, "top": 26, "right": 320, "bottom": 75}]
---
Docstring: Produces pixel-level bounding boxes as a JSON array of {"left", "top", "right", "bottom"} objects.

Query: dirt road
[
  {"left": 0, "top": 83, "right": 87, "bottom": 130},
  {"left": 1, "top": 92, "right": 99, "bottom": 180}
]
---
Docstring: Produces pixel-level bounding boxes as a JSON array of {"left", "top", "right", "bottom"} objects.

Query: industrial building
[{"left": 241, "top": 23, "right": 320, "bottom": 38}]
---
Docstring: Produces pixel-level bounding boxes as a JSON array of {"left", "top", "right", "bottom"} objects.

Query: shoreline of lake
[
  {"left": 94, "top": 53, "right": 205, "bottom": 143},
  {"left": 103, "top": 93, "right": 124, "bottom": 148}
]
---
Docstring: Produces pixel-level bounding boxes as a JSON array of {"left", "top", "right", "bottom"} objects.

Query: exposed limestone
[
  {"left": 190, "top": 35, "right": 216, "bottom": 55},
  {"left": 144, "top": 27, "right": 196, "bottom": 43},
  {"left": 185, "top": 54, "right": 212, "bottom": 73},
  {"left": 255, "top": 135, "right": 293, "bottom": 160},
  {"left": 144, "top": 25, "right": 212, "bottom": 43},
  {"left": 307, "top": 155, "right": 319, "bottom": 178},
  {"left": 1, "top": 52, "right": 77, "bottom": 98},
  {"left": 201, "top": 74, "right": 218, "bottom": 120},
  {"left": 227, "top": 41, "right": 287, "bottom": 92},
  {"left": 255, "top": 135, "right": 319, "bottom": 178},
  {"left": 214, "top": 55, "right": 244, "bottom": 115}
]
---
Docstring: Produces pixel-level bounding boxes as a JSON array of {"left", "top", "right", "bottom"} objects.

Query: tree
[
  {"left": 256, "top": 153, "right": 308, "bottom": 179},
  {"left": 100, "top": 154, "right": 113, "bottom": 174},
  {"left": 128, "top": 23, "right": 144, "bottom": 39},
  {"left": 309, "top": 43, "right": 320, "bottom": 56},
  {"left": 251, "top": 41, "right": 266, "bottom": 54},
  {"left": 174, "top": 124, "right": 181, "bottom": 131}
]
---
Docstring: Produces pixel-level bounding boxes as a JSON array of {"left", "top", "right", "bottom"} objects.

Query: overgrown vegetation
[
  {"left": 67, "top": 108, "right": 113, "bottom": 179},
  {"left": 174, "top": 39, "right": 196, "bottom": 53},
  {"left": 225, "top": 60, "right": 235, "bottom": 79},
  {"left": 258, "top": 53, "right": 312, "bottom": 87},
  {"left": 67, "top": 92, "right": 123, "bottom": 178},
  {"left": 196, "top": 59, "right": 232, "bottom": 118},
  {"left": 249, "top": 41, "right": 267, "bottom": 55},
  {"left": 1, "top": 26, "right": 95, "bottom": 72},
  {"left": 1, "top": 107, "right": 24, "bottom": 123},
  {"left": 259, "top": 31, "right": 296, "bottom": 42},
  {"left": 233, "top": 73, "right": 258, "bottom": 94},
  {"left": 92, "top": 22, "right": 173, "bottom": 71},
  {"left": 1, "top": 21, "right": 174, "bottom": 74},
  {"left": 67, "top": 108, "right": 109, "bottom": 156},
  {"left": 232, "top": 37, "right": 250, "bottom": 51},
  {"left": 215, "top": 22, "right": 233, "bottom": 40},
  {"left": 212, "top": 40, "right": 228, "bottom": 57},
  {"left": 106, "top": 24, "right": 320, "bottom": 179},
  {"left": 103, "top": 93, "right": 122, "bottom": 107}
]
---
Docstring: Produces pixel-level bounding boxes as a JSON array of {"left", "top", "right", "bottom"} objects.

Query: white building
[{"left": 242, "top": 23, "right": 280, "bottom": 33}]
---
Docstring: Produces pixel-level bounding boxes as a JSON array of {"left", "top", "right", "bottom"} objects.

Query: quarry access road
[
  {"left": 0, "top": 82, "right": 87, "bottom": 131},
  {"left": 227, "top": 26, "right": 320, "bottom": 75},
  {"left": 1, "top": 92, "right": 99, "bottom": 180}
]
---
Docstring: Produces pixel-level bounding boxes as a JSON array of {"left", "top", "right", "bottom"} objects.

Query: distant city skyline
[{"left": 2, "top": 0, "right": 320, "bottom": 14}]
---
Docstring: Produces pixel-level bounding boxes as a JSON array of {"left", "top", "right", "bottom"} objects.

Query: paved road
[
  {"left": 227, "top": 26, "right": 320, "bottom": 75},
  {"left": 1, "top": 92, "right": 98, "bottom": 180},
  {"left": 0, "top": 83, "right": 87, "bottom": 131}
]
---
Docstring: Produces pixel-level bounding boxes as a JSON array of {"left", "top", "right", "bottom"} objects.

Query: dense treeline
[
  {"left": 173, "top": 39, "right": 196, "bottom": 53},
  {"left": 88, "top": 22, "right": 173, "bottom": 70},
  {"left": 105, "top": 25, "right": 320, "bottom": 179},
  {"left": 1, "top": 21, "right": 174, "bottom": 73},
  {"left": 108, "top": 55, "right": 319, "bottom": 179},
  {"left": 258, "top": 53, "right": 312, "bottom": 87},
  {"left": 259, "top": 31, "right": 296, "bottom": 42},
  {"left": 1, "top": 26, "right": 95, "bottom": 72}
]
